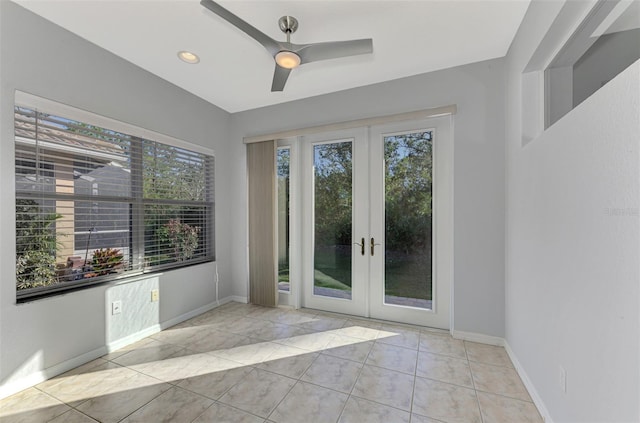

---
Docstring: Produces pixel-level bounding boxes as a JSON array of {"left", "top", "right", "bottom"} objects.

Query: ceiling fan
[{"left": 200, "top": 0, "right": 373, "bottom": 92}]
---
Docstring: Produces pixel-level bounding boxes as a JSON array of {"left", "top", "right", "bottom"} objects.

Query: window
[
  {"left": 14, "top": 95, "right": 214, "bottom": 300},
  {"left": 545, "top": 0, "right": 640, "bottom": 127}
]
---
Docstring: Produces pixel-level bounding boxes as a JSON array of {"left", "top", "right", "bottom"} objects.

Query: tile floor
[{"left": 0, "top": 302, "right": 543, "bottom": 423}]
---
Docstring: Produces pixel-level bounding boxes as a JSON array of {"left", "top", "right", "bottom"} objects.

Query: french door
[{"left": 300, "top": 117, "right": 452, "bottom": 329}]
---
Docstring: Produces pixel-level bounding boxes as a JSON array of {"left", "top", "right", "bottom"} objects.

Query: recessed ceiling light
[{"left": 177, "top": 51, "right": 200, "bottom": 64}]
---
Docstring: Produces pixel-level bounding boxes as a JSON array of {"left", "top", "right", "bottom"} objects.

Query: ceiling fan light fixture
[
  {"left": 275, "top": 50, "right": 301, "bottom": 69},
  {"left": 177, "top": 50, "right": 200, "bottom": 64}
]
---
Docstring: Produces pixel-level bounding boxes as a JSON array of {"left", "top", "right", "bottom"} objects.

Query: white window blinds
[{"left": 14, "top": 101, "right": 214, "bottom": 300}]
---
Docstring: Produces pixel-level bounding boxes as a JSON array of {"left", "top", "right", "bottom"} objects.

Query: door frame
[{"left": 272, "top": 112, "right": 454, "bottom": 329}]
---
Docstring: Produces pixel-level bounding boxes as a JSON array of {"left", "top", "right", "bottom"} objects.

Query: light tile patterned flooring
[{"left": 0, "top": 302, "right": 543, "bottom": 423}]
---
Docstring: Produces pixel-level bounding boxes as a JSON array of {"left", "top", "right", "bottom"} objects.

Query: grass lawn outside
[
  {"left": 282, "top": 246, "right": 432, "bottom": 301},
  {"left": 313, "top": 269, "right": 351, "bottom": 291},
  {"left": 384, "top": 252, "right": 432, "bottom": 300}
]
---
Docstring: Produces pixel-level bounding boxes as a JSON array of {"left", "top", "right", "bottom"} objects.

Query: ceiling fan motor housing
[{"left": 278, "top": 16, "right": 299, "bottom": 34}]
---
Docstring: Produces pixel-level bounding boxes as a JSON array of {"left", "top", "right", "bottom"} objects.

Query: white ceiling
[{"left": 13, "top": 0, "right": 531, "bottom": 113}]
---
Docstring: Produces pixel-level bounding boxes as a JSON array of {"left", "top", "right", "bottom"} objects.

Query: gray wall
[
  {"left": 231, "top": 58, "right": 507, "bottom": 337},
  {"left": 505, "top": 1, "right": 639, "bottom": 421},
  {"left": 0, "top": 1, "right": 232, "bottom": 394}
]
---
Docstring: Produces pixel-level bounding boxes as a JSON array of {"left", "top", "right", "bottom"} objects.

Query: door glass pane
[
  {"left": 277, "top": 147, "right": 290, "bottom": 292},
  {"left": 313, "top": 142, "right": 352, "bottom": 300},
  {"left": 384, "top": 131, "right": 432, "bottom": 309}
]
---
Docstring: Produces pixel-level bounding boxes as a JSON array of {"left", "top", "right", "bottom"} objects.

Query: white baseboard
[
  {"left": 0, "top": 346, "right": 107, "bottom": 400},
  {"left": 452, "top": 331, "right": 553, "bottom": 422},
  {"left": 504, "top": 341, "right": 554, "bottom": 423},
  {"left": 451, "top": 330, "right": 505, "bottom": 346},
  {"left": 106, "top": 325, "right": 163, "bottom": 353},
  {"left": 157, "top": 300, "right": 224, "bottom": 331},
  {"left": 0, "top": 299, "right": 227, "bottom": 400},
  {"left": 228, "top": 295, "right": 248, "bottom": 304}
]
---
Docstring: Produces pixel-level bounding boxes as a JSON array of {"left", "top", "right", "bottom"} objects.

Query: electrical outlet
[
  {"left": 559, "top": 366, "right": 567, "bottom": 393},
  {"left": 151, "top": 289, "right": 159, "bottom": 302},
  {"left": 112, "top": 300, "right": 122, "bottom": 315}
]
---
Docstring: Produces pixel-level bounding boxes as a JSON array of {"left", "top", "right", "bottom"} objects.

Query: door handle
[
  {"left": 353, "top": 237, "right": 365, "bottom": 256},
  {"left": 370, "top": 237, "right": 381, "bottom": 256}
]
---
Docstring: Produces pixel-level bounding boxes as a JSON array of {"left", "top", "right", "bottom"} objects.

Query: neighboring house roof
[{"left": 14, "top": 108, "right": 128, "bottom": 163}]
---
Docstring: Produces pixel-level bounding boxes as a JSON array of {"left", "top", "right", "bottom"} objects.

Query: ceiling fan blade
[
  {"left": 296, "top": 39, "right": 373, "bottom": 64},
  {"left": 271, "top": 65, "right": 292, "bottom": 92},
  {"left": 200, "top": 0, "right": 280, "bottom": 56}
]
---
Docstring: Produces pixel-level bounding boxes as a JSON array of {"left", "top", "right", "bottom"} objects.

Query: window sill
[{"left": 16, "top": 258, "right": 214, "bottom": 304}]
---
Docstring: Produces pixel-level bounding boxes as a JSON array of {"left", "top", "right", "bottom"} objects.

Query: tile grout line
[
  {"left": 465, "top": 341, "right": 486, "bottom": 423},
  {"left": 30, "top": 386, "right": 91, "bottom": 422},
  {"left": 53, "top": 405, "right": 98, "bottom": 423},
  {"left": 190, "top": 399, "right": 267, "bottom": 423},
  {"left": 474, "top": 388, "right": 540, "bottom": 403},
  {"left": 147, "top": 385, "right": 216, "bottom": 421},
  {"left": 408, "top": 335, "right": 419, "bottom": 420},
  {"left": 39, "top": 360, "right": 171, "bottom": 422},
  {"left": 109, "top": 361, "right": 178, "bottom": 423},
  {"left": 257, "top": 343, "right": 321, "bottom": 382},
  {"left": 264, "top": 379, "right": 308, "bottom": 421},
  {"left": 259, "top": 312, "right": 322, "bottom": 422},
  {"left": 335, "top": 329, "right": 383, "bottom": 423},
  {"left": 465, "top": 342, "right": 537, "bottom": 404},
  {"left": 109, "top": 323, "right": 255, "bottom": 422}
]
